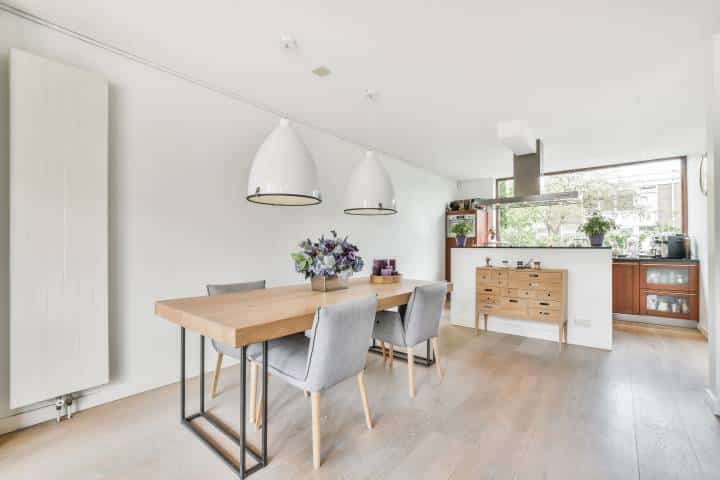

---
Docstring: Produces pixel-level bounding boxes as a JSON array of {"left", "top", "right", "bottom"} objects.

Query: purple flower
[{"left": 291, "top": 231, "right": 364, "bottom": 279}]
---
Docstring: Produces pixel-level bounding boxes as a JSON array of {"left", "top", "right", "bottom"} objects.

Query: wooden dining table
[{"left": 154, "top": 277, "right": 451, "bottom": 478}]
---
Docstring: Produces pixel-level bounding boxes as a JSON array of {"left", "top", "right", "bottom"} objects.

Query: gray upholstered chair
[
  {"left": 206, "top": 280, "right": 266, "bottom": 415},
  {"left": 248, "top": 295, "right": 378, "bottom": 469},
  {"left": 372, "top": 282, "right": 448, "bottom": 398}
]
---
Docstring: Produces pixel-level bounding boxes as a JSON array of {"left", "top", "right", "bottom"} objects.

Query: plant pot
[
  {"left": 589, "top": 233, "right": 605, "bottom": 247},
  {"left": 311, "top": 274, "right": 349, "bottom": 292},
  {"left": 455, "top": 235, "right": 466, "bottom": 247}
]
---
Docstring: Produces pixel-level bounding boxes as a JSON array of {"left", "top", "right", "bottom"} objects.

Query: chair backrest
[
  {"left": 206, "top": 281, "right": 266, "bottom": 354},
  {"left": 206, "top": 280, "right": 266, "bottom": 296},
  {"left": 403, "top": 283, "right": 448, "bottom": 346},
  {"left": 303, "top": 295, "right": 378, "bottom": 392}
]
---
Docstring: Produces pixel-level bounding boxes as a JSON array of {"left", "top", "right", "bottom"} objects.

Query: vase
[
  {"left": 455, "top": 235, "right": 466, "bottom": 247},
  {"left": 589, "top": 233, "right": 604, "bottom": 247},
  {"left": 311, "top": 274, "right": 349, "bottom": 292}
]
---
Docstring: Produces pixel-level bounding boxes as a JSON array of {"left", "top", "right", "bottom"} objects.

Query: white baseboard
[
  {"left": 698, "top": 323, "right": 709, "bottom": 339},
  {"left": 705, "top": 388, "right": 720, "bottom": 416}
]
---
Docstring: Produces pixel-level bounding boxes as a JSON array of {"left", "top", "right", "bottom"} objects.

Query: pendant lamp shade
[
  {"left": 345, "top": 151, "right": 397, "bottom": 215},
  {"left": 247, "top": 118, "right": 322, "bottom": 206}
]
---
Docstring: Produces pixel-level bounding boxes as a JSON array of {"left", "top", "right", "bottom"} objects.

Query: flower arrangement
[{"left": 291, "top": 230, "right": 364, "bottom": 279}]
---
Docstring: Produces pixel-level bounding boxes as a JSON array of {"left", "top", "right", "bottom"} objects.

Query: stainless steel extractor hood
[{"left": 477, "top": 136, "right": 579, "bottom": 208}]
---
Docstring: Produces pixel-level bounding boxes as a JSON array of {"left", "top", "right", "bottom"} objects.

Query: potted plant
[
  {"left": 450, "top": 221, "right": 472, "bottom": 247},
  {"left": 291, "top": 230, "right": 365, "bottom": 291},
  {"left": 579, "top": 212, "right": 617, "bottom": 247}
]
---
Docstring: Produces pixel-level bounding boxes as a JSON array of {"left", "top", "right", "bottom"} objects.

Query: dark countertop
[
  {"left": 613, "top": 256, "right": 699, "bottom": 264},
  {"left": 453, "top": 245, "right": 611, "bottom": 249}
]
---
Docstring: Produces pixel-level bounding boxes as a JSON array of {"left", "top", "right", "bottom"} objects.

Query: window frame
[{"left": 494, "top": 156, "right": 688, "bottom": 242}]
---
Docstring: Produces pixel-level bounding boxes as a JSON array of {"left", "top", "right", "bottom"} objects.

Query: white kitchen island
[{"left": 450, "top": 247, "right": 613, "bottom": 350}]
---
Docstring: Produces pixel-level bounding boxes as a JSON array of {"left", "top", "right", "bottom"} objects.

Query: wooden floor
[{"left": 1, "top": 318, "right": 719, "bottom": 480}]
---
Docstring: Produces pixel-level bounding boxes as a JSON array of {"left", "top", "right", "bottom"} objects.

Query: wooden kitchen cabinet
[
  {"left": 612, "top": 262, "right": 639, "bottom": 314},
  {"left": 612, "top": 260, "right": 699, "bottom": 321}
]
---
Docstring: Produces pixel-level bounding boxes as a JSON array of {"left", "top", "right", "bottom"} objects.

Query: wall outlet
[{"left": 575, "top": 317, "right": 591, "bottom": 327}]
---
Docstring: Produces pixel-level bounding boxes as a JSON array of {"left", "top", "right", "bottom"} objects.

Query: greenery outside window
[{"left": 496, "top": 157, "right": 686, "bottom": 251}]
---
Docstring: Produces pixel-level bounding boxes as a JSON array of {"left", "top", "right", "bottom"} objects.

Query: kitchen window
[{"left": 496, "top": 157, "right": 686, "bottom": 251}]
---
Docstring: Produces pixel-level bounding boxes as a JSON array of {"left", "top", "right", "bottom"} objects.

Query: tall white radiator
[{"left": 10, "top": 49, "right": 109, "bottom": 409}]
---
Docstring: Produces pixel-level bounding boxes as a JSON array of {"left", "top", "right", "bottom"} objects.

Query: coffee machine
[{"left": 653, "top": 234, "right": 688, "bottom": 259}]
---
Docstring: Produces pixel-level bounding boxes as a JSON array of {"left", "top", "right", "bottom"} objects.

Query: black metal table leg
[
  {"left": 180, "top": 327, "right": 186, "bottom": 421},
  {"left": 262, "top": 341, "right": 268, "bottom": 465},
  {"left": 179, "top": 327, "right": 266, "bottom": 478},
  {"left": 200, "top": 335, "right": 205, "bottom": 413},
  {"left": 240, "top": 345, "right": 246, "bottom": 476}
]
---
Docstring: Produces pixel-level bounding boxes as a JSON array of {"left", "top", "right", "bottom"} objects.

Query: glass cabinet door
[
  {"left": 645, "top": 293, "right": 689, "bottom": 315},
  {"left": 645, "top": 267, "right": 688, "bottom": 286},
  {"left": 640, "top": 264, "right": 697, "bottom": 292},
  {"left": 641, "top": 291, "right": 698, "bottom": 320}
]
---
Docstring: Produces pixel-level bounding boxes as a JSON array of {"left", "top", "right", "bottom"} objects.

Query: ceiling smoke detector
[
  {"left": 280, "top": 34, "right": 297, "bottom": 50},
  {"left": 364, "top": 89, "right": 378, "bottom": 100},
  {"left": 312, "top": 66, "right": 332, "bottom": 77}
]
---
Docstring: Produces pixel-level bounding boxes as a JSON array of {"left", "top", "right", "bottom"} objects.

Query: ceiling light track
[{"left": 0, "top": 1, "right": 407, "bottom": 168}]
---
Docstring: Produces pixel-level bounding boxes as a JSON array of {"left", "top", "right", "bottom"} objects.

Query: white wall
[
  {"left": 0, "top": 11, "right": 456, "bottom": 433},
  {"left": 687, "top": 154, "right": 710, "bottom": 334},
  {"left": 707, "top": 34, "right": 720, "bottom": 415},
  {"left": 455, "top": 178, "right": 494, "bottom": 200}
]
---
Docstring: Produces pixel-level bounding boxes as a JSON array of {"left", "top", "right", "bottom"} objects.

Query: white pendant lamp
[
  {"left": 345, "top": 151, "right": 397, "bottom": 215},
  {"left": 247, "top": 118, "right": 322, "bottom": 206}
]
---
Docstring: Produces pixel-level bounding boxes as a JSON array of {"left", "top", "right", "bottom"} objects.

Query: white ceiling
[{"left": 8, "top": 0, "right": 720, "bottom": 179}]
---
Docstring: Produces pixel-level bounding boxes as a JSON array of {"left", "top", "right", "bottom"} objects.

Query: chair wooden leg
[
  {"left": 389, "top": 344, "right": 394, "bottom": 367},
  {"left": 255, "top": 377, "right": 263, "bottom": 429},
  {"left": 475, "top": 309, "right": 479, "bottom": 335},
  {"left": 431, "top": 337, "right": 443, "bottom": 379},
  {"left": 380, "top": 341, "right": 387, "bottom": 366},
  {"left": 210, "top": 353, "right": 223, "bottom": 398},
  {"left": 249, "top": 361, "right": 258, "bottom": 424},
  {"left": 311, "top": 392, "right": 321, "bottom": 469},
  {"left": 357, "top": 371, "right": 373, "bottom": 430},
  {"left": 407, "top": 348, "right": 415, "bottom": 398}
]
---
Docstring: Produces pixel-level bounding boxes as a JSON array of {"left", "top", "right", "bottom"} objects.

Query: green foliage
[
  {"left": 450, "top": 221, "right": 472, "bottom": 236},
  {"left": 579, "top": 212, "right": 617, "bottom": 236},
  {"left": 606, "top": 229, "right": 630, "bottom": 250},
  {"left": 496, "top": 165, "right": 682, "bottom": 248}
]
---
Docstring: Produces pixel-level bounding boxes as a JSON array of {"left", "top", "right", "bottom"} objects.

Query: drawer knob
[
  {"left": 509, "top": 299, "right": 518, "bottom": 303},
  {"left": 540, "top": 302, "right": 549, "bottom": 306},
  {"left": 484, "top": 288, "right": 492, "bottom": 292}
]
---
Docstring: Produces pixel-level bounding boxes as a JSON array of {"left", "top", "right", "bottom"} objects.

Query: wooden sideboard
[{"left": 475, "top": 267, "right": 569, "bottom": 344}]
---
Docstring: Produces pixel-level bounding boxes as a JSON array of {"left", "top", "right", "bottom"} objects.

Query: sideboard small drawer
[
  {"left": 477, "top": 269, "right": 493, "bottom": 284},
  {"left": 533, "top": 289, "right": 562, "bottom": 301},
  {"left": 530, "top": 299, "right": 561, "bottom": 310},
  {"left": 477, "top": 294, "right": 498, "bottom": 304},
  {"left": 529, "top": 308, "right": 562, "bottom": 323},
  {"left": 477, "top": 285, "right": 500, "bottom": 295},
  {"left": 493, "top": 270, "right": 509, "bottom": 286},
  {"left": 500, "top": 297, "right": 528, "bottom": 313}
]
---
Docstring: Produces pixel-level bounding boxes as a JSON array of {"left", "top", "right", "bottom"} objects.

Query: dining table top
[{"left": 154, "top": 277, "right": 452, "bottom": 348}]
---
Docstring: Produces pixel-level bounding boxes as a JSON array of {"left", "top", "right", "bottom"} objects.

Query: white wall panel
[{"left": 10, "top": 49, "right": 108, "bottom": 409}]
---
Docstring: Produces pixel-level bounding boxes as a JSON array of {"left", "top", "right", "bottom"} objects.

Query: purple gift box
[{"left": 373, "top": 258, "right": 398, "bottom": 276}]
